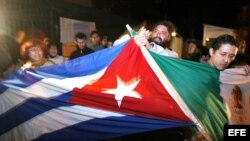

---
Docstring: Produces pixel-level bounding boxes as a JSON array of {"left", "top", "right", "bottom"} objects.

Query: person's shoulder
[
  {"left": 69, "top": 50, "right": 79, "bottom": 58},
  {"left": 85, "top": 47, "right": 94, "bottom": 52},
  {"left": 56, "top": 55, "right": 64, "bottom": 60},
  {"left": 168, "top": 50, "right": 179, "bottom": 58},
  {"left": 51, "top": 56, "right": 64, "bottom": 64},
  {"left": 44, "top": 60, "right": 55, "bottom": 66}
]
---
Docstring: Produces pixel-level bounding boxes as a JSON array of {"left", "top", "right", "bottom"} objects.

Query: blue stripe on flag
[
  {"left": 0, "top": 83, "right": 8, "bottom": 95},
  {"left": 34, "top": 41, "right": 128, "bottom": 79},
  {"left": 0, "top": 92, "right": 72, "bottom": 135},
  {"left": 0, "top": 39, "right": 194, "bottom": 141},
  {"left": 32, "top": 115, "right": 192, "bottom": 141},
  {"left": 3, "top": 70, "right": 43, "bottom": 88},
  {"left": 1, "top": 40, "right": 128, "bottom": 88}
]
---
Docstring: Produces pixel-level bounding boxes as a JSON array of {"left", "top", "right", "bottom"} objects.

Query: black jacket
[{"left": 69, "top": 47, "right": 94, "bottom": 60}]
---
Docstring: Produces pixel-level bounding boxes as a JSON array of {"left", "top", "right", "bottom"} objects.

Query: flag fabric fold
[{"left": 0, "top": 39, "right": 227, "bottom": 141}]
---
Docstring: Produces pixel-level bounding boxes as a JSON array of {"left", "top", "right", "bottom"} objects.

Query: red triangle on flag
[{"left": 69, "top": 39, "right": 190, "bottom": 122}]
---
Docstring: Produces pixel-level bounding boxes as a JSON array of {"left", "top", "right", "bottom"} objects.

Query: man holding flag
[
  {"left": 134, "top": 21, "right": 179, "bottom": 58},
  {"left": 1, "top": 22, "right": 249, "bottom": 141},
  {"left": 135, "top": 24, "right": 250, "bottom": 140}
]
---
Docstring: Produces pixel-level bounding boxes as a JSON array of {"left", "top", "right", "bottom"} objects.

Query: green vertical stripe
[{"left": 150, "top": 51, "right": 227, "bottom": 141}]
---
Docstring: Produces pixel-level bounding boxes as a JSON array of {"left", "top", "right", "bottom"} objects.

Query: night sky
[{"left": 92, "top": 0, "right": 250, "bottom": 40}]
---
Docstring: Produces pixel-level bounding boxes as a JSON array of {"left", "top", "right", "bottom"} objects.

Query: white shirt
[
  {"left": 49, "top": 56, "right": 64, "bottom": 64},
  {"left": 149, "top": 42, "right": 179, "bottom": 58}
]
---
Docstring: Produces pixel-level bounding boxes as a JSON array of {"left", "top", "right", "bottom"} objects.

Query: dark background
[
  {"left": 92, "top": 0, "right": 250, "bottom": 40},
  {"left": 1, "top": 0, "right": 250, "bottom": 54}
]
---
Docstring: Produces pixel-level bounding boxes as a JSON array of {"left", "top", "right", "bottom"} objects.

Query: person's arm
[{"left": 233, "top": 65, "right": 250, "bottom": 74}]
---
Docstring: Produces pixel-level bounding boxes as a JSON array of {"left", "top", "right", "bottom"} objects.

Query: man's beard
[{"left": 149, "top": 37, "right": 171, "bottom": 49}]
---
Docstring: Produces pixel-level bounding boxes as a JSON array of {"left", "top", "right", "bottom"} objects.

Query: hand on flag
[
  {"left": 134, "top": 27, "right": 151, "bottom": 49},
  {"left": 243, "top": 65, "right": 250, "bottom": 74},
  {"left": 234, "top": 64, "right": 250, "bottom": 75}
]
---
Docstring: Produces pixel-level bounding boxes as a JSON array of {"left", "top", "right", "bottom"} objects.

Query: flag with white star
[
  {"left": 0, "top": 39, "right": 228, "bottom": 141},
  {"left": 69, "top": 39, "right": 190, "bottom": 122}
]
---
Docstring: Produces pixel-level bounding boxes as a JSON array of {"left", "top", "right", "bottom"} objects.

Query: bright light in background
[
  {"left": 172, "top": 31, "right": 182, "bottom": 38},
  {"left": 206, "top": 38, "right": 210, "bottom": 41},
  {"left": 171, "top": 32, "right": 177, "bottom": 37},
  {"left": 171, "top": 31, "right": 183, "bottom": 57},
  {"left": 16, "top": 31, "right": 26, "bottom": 44}
]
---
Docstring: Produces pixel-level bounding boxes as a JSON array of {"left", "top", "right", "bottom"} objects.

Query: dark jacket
[{"left": 69, "top": 47, "right": 94, "bottom": 60}]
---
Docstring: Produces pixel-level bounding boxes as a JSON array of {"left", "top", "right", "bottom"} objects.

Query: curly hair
[{"left": 20, "top": 39, "right": 46, "bottom": 60}]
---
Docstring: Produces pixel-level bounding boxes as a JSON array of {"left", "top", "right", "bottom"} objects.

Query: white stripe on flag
[
  {"left": 140, "top": 47, "right": 209, "bottom": 140},
  {"left": 0, "top": 68, "right": 106, "bottom": 115},
  {"left": 0, "top": 105, "right": 125, "bottom": 141}
]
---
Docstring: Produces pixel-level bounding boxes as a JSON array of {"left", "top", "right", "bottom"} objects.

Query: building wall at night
[{"left": 0, "top": 0, "right": 136, "bottom": 44}]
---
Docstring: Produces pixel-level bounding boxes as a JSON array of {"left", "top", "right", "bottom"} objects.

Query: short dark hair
[
  {"left": 75, "top": 32, "right": 86, "bottom": 40},
  {"left": 48, "top": 41, "right": 58, "bottom": 49},
  {"left": 211, "top": 34, "right": 239, "bottom": 51},
  {"left": 187, "top": 39, "right": 202, "bottom": 49},
  {"left": 90, "top": 30, "right": 100, "bottom": 37}
]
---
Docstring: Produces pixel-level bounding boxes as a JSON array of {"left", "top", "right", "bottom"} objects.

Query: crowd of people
[
  {"left": 133, "top": 20, "right": 250, "bottom": 141},
  {"left": 133, "top": 21, "right": 250, "bottom": 72},
  {"left": 0, "top": 20, "right": 250, "bottom": 141},
  {"left": 1, "top": 20, "right": 249, "bottom": 77},
  {"left": 0, "top": 30, "right": 113, "bottom": 79}
]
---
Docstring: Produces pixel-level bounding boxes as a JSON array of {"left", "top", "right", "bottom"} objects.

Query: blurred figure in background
[
  {"left": 89, "top": 30, "right": 104, "bottom": 51},
  {"left": 48, "top": 42, "right": 65, "bottom": 64},
  {"left": 229, "top": 53, "right": 250, "bottom": 68},
  {"left": 231, "top": 30, "right": 247, "bottom": 54},
  {"left": 69, "top": 32, "right": 94, "bottom": 60},
  {"left": 0, "top": 33, "right": 19, "bottom": 78},
  {"left": 43, "top": 37, "right": 50, "bottom": 48},
  {"left": 183, "top": 39, "right": 202, "bottom": 61},
  {"left": 237, "top": 38, "right": 246, "bottom": 54},
  {"left": 101, "top": 35, "right": 109, "bottom": 48},
  {"left": 183, "top": 39, "right": 209, "bottom": 63}
]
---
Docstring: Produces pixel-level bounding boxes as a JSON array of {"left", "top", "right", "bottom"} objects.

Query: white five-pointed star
[{"left": 102, "top": 76, "right": 142, "bottom": 107}]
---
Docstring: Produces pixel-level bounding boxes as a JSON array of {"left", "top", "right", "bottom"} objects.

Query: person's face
[
  {"left": 101, "top": 39, "right": 108, "bottom": 46},
  {"left": 75, "top": 38, "right": 86, "bottom": 49},
  {"left": 187, "top": 43, "right": 198, "bottom": 54},
  {"left": 43, "top": 38, "right": 50, "bottom": 46},
  {"left": 238, "top": 40, "right": 246, "bottom": 54},
  {"left": 28, "top": 46, "right": 44, "bottom": 62},
  {"left": 150, "top": 25, "right": 171, "bottom": 47},
  {"left": 90, "top": 33, "right": 101, "bottom": 45},
  {"left": 209, "top": 44, "right": 238, "bottom": 70},
  {"left": 49, "top": 46, "right": 58, "bottom": 57}
]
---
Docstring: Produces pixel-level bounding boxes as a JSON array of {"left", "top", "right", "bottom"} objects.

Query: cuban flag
[{"left": 0, "top": 39, "right": 227, "bottom": 141}]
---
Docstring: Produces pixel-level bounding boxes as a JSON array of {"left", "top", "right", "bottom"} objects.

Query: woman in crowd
[
  {"left": 20, "top": 39, "right": 55, "bottom": 69},
  {"left": 47, "top": 42, "right": 65, "bottom": 64}
]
